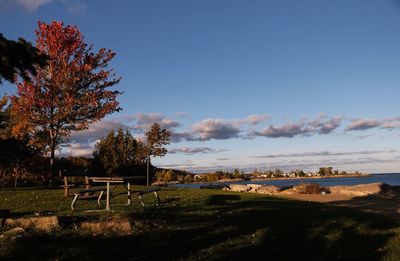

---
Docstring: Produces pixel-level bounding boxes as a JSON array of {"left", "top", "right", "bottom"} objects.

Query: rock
[
  {"left": 11, "top": 235, "right": 23, "bottom": 240},
  {"left": 258, "top": 185, "right": 280, "bottom": 195},
  {"left": 330, "top": 182, "right": 389, "bottom": 196},
  {"left": 152, "top": 182, "right": 168, "bottom": 187},
  {"left": 246, "top": 184, "right": 263, "bottom": 193},
  {"left": 6, "top": 216, "right": 59, "bottom": 231},
  {"left": 279, "top": 188, "right": 296, "bottom": 195},
  {"left": 229, "top": 184, "right": 251, "bottom": 192},
  {"left": 4, "top": 227, "right": 25, "bottom": 237}
]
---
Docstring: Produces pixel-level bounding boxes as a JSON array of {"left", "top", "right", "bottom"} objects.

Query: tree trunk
[
  {"left": 14, "top": 175, "right": 18, "bottom": 188},
  {"left": 13, "top": 167, "right": 18, "bottom": 188},
  {"left": 146, "top": 154, "right": 150, "bottom": 186},
  {"left": 49, "top": 138, "right": 56, "bottom": 186}
]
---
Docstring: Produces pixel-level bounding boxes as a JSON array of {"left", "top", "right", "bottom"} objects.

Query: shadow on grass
[
  {"left": 2, "top": 193, "right": 398, "bottom": 260},
  {"left": 207, "top": 194, "right": 241, "bottom": 205}
]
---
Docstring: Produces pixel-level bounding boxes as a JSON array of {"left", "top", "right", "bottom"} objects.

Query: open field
[{"left": 1, "top": 187, "right": 400, "bottom": 260}]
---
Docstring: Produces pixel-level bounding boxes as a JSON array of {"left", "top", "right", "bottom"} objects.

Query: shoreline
[
  {"left": 155, "top": 173, "right": 369, "bottom": 186},
  {"left": 248, "top": 173, "right": 369, "bottom": 182}
]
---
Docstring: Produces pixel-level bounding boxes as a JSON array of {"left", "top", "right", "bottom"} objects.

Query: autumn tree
[
  {"left": 143, "top": 123, "right": 171, "bottom": 186},
  {"left": 11, "top": 21, "right": 121, "bottom": 179},
  {"left": 0, "top": 95, "right": 41, "bottom": 187},
  {"left": 0, "top": 33, "right": 47, "bottom": 84}
]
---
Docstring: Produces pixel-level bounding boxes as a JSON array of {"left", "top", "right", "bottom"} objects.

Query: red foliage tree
[{"left": 11, "top": 21, "right": 121, "bottom": 178}]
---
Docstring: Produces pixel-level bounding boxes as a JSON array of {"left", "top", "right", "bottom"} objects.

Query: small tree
[
  {"left": 143, "top": 123, "right": 171, "bottom": 186},
  {"left": 12, "top": 21, "right": 121, "bottom": 179},
  {"left": 274, "top": 168, "right": 283, "bottom": 177},
  {"left": 93, "top": 129, "right": 141, "bottom": 176},
  {"left": 318, "top": 167, "right": 333, "bottom": 176}
]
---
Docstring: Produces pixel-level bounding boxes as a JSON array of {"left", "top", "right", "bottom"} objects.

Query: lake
[{"left": 172, "top": 173, "right": 400, "bottom": 188}]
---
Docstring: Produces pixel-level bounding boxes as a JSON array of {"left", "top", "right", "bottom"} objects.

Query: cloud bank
[
  {"left": 346, "top": 117, "right": 400, "bottom": 131},
  {"left": 251, "top": 115, "right": 343, "bottom": 138},
  {"left": 65, "top": 113, "right": 399, "bottom": 158},
  {"left": 249, "top": 149, "right": 397, "bottom": 159}
]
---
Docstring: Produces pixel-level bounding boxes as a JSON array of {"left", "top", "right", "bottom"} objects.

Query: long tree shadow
[{"left": 2, "top": 193, "right": 399, "bottom": 260}]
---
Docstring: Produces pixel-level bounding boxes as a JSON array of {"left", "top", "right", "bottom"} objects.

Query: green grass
[{"left": 1, "top": 187, "right": 400, "bottom": 260}]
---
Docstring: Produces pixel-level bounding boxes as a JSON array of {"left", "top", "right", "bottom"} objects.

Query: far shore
[
  {"left": 247, "top": 173, "right": 369, "bottom": 182},
  {"left": 154, "top": 173, "right": 369, "bottom": 186}
]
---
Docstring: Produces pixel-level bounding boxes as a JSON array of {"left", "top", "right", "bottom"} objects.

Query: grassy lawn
[{"left": 1, "top": 187, "right": 400, "bottom": 260}]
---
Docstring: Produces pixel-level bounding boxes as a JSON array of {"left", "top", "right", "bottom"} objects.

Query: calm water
[{"left": 173, "top": 173, "right": 400, "bottom": 188}]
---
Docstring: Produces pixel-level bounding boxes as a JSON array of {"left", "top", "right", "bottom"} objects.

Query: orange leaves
[{"left": 12, "top": 20, "right": 121, "bottom": 156}]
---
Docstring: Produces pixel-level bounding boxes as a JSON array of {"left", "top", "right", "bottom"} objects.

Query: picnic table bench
[
  {"left": 71, "top": 188, "right": 105, "bottom": 210},
  {"left": 133, "top": 187, "right": 160, "bottom": 208}
]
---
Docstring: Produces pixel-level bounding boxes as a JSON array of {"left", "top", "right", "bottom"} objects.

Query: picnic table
[
  {"left": 89, "top": 176, "right": 160, "bottom": 211},
  {"left": 88, "top": 176, "right": 140, "bottom": 211},
  {"left": 69, "top": 176, "right": 161, "bottom": 211}
]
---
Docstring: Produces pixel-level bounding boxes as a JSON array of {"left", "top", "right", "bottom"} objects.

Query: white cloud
[
  {"left": 346, "top": 117, "right": 400, "bottom": 131},
  {"left": 346, "top": 118, "right": 381, "bottom": 131},
  {"left": 129, "top": 113, "right": 181, "bottom": 132},
  {"left": 63, "top": 143, "right": 94, "bottom": 157},
  {"left": 246, "top": 114, "right": 269, "bottom": 125},
  {"left": 10, "top": 0, "right": 86, "bottom": 14},
  {"left": 68, "top": 120, "right": 130, "bottom": 144},
  {"left": 15, "top": 0, "right": 52, "bottom": 11},
  {"left": 252, "top": 115, "right": 343, "bottom": 138},
  {"left": 190, "top": 119, "right": 241, "bottom": 141},
  {"left": 169, "top": 147, "right": 228, "bottom": 155},
  {"left": 61, "top": 0, "right": 86, "bottom": 15}
]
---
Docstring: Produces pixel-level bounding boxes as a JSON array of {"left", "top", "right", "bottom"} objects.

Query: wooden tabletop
[{"left": 89, "top": 176, "right": 146, "bottom": 183}]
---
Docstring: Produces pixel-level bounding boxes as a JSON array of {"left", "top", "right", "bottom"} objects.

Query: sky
[{"left": 1, "top": 0, "right": 400, "bottom": 173}]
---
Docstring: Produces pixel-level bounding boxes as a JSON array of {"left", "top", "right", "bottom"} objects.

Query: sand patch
[
  {"left": 277, "top": 183, "right": 400, "bottom": 218},
  {"left": 227, "top": 182, "right": 400, "bottom": 218}
]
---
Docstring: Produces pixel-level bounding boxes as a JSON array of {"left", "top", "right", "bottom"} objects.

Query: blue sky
[{"left": 1, "top": 0, "right": 400, "bottom": 173}]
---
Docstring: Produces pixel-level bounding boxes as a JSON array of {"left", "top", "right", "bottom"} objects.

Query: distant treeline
[
  {"left": 0, "top": 124, "right": 166, "bottom": 187},
  {"left": 154, "top": 169, "right": 249, "bottom": 183},
  {"left": 154, "top": 167, "right": 364, "bottom": 184},
  {"left": 0, "top": 155, "right": 150, "bottom": 188}
]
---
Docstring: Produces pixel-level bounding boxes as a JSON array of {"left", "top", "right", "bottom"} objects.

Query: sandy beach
[{"left": 228, "top": 182, "right": 400, "bottom": 219}]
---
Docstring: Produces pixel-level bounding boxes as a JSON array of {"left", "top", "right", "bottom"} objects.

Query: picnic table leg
[
  {"left": 71, "top": 194, "right": 79, "bottom": 211},
  {"left": 64, "top": 176, "right": 69, "bottom": 197},
  {"left": 138, "top": 194, "right": 145, "bottom": 208},
  {"left": 154, "top": 191, "right": 160, "bottom": 207},
  {"left": 84, "top": 176, "right": 90, "bottom": 197},
  {"left": 106, "top": 182, "right": 110, "bottom": 211},
  {"left": 97, "top": 190, "right": 104, "bottom": 206},
  {"left": 127, "top": 182, "right": 131, "bottom": 206}
]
